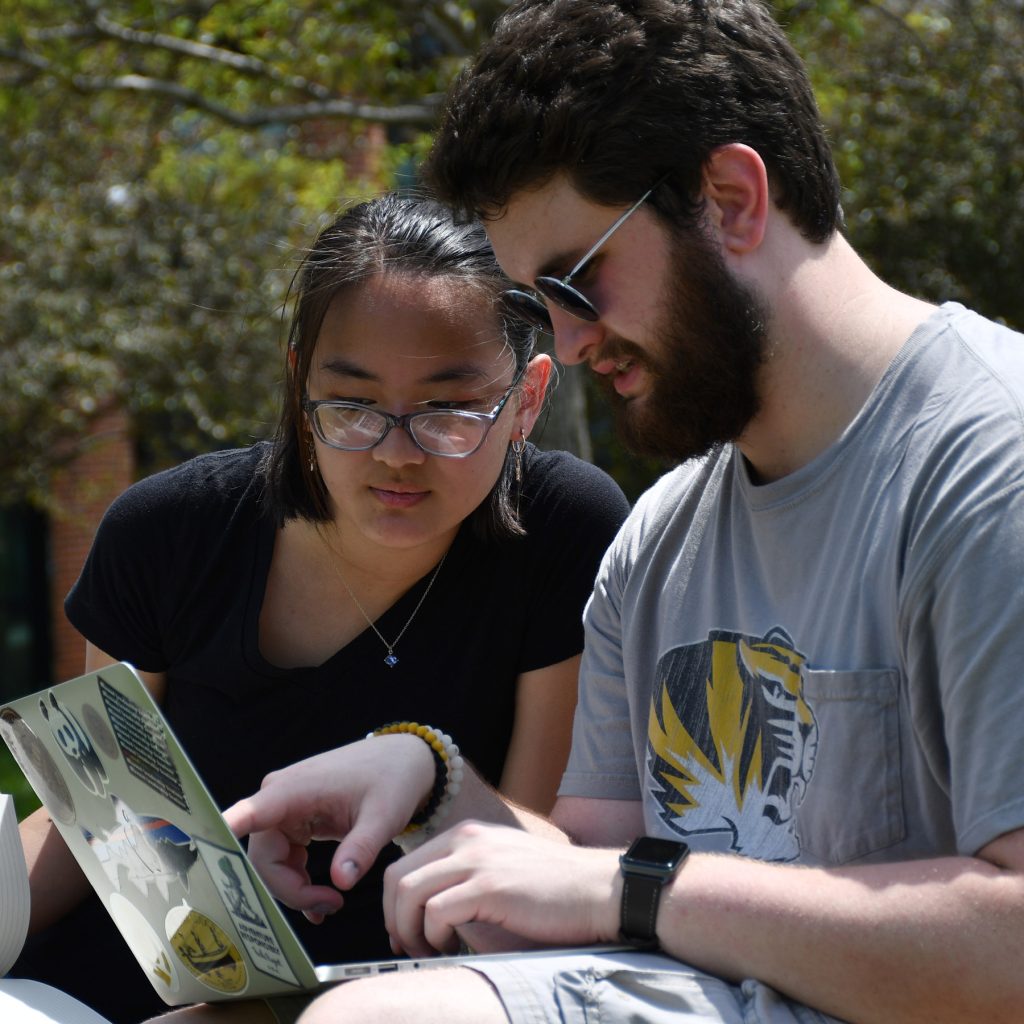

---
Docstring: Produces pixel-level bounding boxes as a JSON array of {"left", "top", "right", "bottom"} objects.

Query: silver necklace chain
[{"left": 324, "top": 539, "right": 449, "bottom": 668}]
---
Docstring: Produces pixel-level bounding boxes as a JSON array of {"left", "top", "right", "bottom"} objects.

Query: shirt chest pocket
[{"left": 797, "top": 668, "right": 905, "bottom": 864}]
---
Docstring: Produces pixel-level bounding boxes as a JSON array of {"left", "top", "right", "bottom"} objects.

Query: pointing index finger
[{"left": 223, "top": 794, "right": 266, "bottom": 839}]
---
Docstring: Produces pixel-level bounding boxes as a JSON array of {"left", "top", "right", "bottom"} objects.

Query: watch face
[{"left": 622, "top": 836, "right": 689, "bottom": 871}]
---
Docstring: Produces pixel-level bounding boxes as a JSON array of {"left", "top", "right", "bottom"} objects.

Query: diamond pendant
[{"left": 384, "top": 652, "right": 399, "bottom": 668}]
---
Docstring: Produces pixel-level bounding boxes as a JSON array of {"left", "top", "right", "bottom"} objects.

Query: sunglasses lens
[
  {"left": 501, "top": 289, "right": 553, "bottom": 331},
  {"left": 534, "top": 278, "right": 600, "bottom": 322}
]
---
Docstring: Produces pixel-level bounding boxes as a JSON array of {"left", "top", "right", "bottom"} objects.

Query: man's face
[
  {"left": 486, "top": 175, "right": 770, "bottom": 462},
  {"left": 602, "top": 221, "right": 770, "bottom": 461}
]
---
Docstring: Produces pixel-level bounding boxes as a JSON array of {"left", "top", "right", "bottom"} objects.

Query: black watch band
[
  {"left": 618, "top": 837, "right": 690, "bottom": 945},
  {"left": 620, "top": 871, "right": 667, "bottom": 943}
]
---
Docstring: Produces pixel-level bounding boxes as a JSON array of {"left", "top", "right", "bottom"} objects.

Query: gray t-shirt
[{"left": 563, "top": 302, "right": 1024, "bottom": 866}]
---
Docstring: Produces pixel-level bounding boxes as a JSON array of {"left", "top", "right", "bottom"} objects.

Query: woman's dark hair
[
  {"left": 425, "top": 0, "right": 842, "bottom": 243},
  {"left": 260, "top": 191, "right": 538, "bottom": 541}
]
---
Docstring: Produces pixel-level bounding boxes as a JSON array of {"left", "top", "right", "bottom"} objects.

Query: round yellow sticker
[{"left": 166, "top": 905, "right": 247, "bottom": 994}]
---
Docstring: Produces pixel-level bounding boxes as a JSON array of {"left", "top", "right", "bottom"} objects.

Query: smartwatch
[{"left": 618, "top": 836, "right": 690, "bottom": 945}]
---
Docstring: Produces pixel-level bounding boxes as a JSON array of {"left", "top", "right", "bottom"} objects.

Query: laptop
[{"left": 1, "top": 664, "right": 628, "bottom": 1006}]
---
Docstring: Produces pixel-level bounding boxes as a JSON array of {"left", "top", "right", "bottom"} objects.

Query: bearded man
[{"left": 214, "top": 3, "right": 1024, "bottom": 1022}]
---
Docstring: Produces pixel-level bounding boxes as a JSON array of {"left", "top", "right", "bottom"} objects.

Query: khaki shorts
[{"left": 467, "top": 950, "right": 845, "bottom": 1024}]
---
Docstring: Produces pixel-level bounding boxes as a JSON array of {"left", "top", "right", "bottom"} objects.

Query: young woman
[{"left": 15, "top": 193, "right": 629, "bottom": 1022}]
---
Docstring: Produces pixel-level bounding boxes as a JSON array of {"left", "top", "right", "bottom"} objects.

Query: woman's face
[{"left": 305, "top": 271, "right": 540, "bottom": 553}]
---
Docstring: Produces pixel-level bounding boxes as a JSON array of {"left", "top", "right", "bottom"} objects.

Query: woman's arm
[
  {"left": 20, "top": 644, "right": 166, "bottom": 933},
  {"left": 498, "top": 654, "right": 580, "bottom": 815},
  {"left": 84, "top": 644, "right": 166, "bottom": 704}
]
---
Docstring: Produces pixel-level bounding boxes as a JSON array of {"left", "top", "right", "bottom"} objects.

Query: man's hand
[
  {"left": 382, "top": 820, "right": 623, "bottom": 957},
  {"left": 223, "top": 734, "right": 435, "bottom": 923}
]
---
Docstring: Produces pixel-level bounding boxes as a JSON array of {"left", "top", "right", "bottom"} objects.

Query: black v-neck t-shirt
[{"left": 36, "top": 442, "right": 628, "bottom": 1021}]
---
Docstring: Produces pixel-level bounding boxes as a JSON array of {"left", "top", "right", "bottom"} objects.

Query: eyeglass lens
[
  {"left": 501, "top": 278, "right": 600, "bottom": 332},
  {"left": 502, "top": 289, "right": 555, "bottom": 332},
  {"left": 501, "top": 179, "right": 662, "bottom": 332},
  {"left": 534, "top": 277, "right": 600, "bottom": 320},
  {"left": 312, "top": 405, "right": 493, "bottom": 457}
]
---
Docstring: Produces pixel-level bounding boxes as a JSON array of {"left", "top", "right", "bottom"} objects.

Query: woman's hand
[{"left": 223, "top": 734, "right": 435, "bottom": 923}]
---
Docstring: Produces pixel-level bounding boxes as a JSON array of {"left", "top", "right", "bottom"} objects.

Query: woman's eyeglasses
[
  {"left": 303, "top": 367, "right": 525, "bottom": 459},
  {"left": 501, "top": 178, "right": 665, "bottom": 333}
]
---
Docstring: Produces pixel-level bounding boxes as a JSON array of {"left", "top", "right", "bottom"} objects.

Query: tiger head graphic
[{"left": 646, "top": 627, "right": 818, "bottom": 862}]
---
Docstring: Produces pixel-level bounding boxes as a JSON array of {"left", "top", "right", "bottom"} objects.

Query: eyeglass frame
[
  {"left": 501, "top": 175, "right": 668, "bottom": 332},
  {"left": 302, "top": 363, "right": 528, "bottom": 459}
]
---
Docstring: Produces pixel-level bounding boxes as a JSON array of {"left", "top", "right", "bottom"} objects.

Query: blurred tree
[
  {"left": 1, "top": 0, "right": 1021, "bottom": 507},
  {"left": 0, "top": 0, "right": 516, "bottom": 506},
  {"left": 780, "top": 0, "right": 1024, "bottom": 328}
]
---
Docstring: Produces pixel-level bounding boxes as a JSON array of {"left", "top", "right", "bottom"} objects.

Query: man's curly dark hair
[{"left": 425, "top": 0, "right": 841, "bottom": 243}]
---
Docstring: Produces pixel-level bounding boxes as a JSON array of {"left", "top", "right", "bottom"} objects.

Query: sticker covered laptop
[{"left": 0, "top": 663, "right": 629, "bottom": 1005}]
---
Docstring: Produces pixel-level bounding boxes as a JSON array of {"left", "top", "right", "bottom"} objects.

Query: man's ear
[
  {"left": 516, "top": 353, "right": 553, "bottom": 439},
  {"left": 702, "top": 143, "right": 769, "bottom": 255}
]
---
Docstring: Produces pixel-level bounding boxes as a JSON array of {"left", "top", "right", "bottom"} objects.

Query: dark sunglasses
[{"left": 501, "top": 177, "right": 665, "bottom": 332}]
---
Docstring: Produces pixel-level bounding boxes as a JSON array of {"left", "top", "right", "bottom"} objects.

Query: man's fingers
[
  {"left": 383, "top": 861, "right": 430, "bottom": 957},
  {"left": 384, "top": 851, "right": 472, "bottom": 958},
  {"left": 422, "top": 901, "right": 462, "bottom": 957},
  {"left": 420, "top": 880, "right": 487, "bottom": 955}
]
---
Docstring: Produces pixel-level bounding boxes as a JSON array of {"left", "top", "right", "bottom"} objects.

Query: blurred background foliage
[{"left": 1, "top": 0, "right": 1022, "bottom": 505}]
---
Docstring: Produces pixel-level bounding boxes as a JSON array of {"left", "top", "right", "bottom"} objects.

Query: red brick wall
[{"left": 48, "top": 407, "right": 135, "bottom": 682}]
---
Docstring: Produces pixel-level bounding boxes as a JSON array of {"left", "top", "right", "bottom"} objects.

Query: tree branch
[
  {"left": 91, "top": 11, "right": 334, "bottom": 100},
  {"left": 0, "top": 47, "right": 441, "bottom": 127},
  {"left": 0, "top": 44, "right": 50, "bottom": 73},
  {"left": 74, "top": 71, "right": 441, "bottom": 126}
]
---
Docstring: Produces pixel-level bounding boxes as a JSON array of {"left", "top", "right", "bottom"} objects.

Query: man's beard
[{"left": 598, "top": 227, "right": 770, "bottom": 462}]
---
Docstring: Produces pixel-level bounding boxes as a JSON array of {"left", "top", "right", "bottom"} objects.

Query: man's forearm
[{"left": 655, "top": 841, "right": 1024, "bottom": 1024}]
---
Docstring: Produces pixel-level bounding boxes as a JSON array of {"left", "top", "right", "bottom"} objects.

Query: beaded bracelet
[{"left": 368, "top": 722, "right": 465, "bottom": 852}]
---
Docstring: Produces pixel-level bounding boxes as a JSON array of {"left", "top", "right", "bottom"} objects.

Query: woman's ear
[
  {"left": 515, "top": 353, "right": 553, "bottom": 439},
  {"left": 701, "top": 143, "right": 770, "bottom": 255}
]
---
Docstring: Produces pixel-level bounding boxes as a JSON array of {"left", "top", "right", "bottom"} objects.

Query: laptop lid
[
  {"left": 1, "top": 663, "right": 633, "bottom": 1002},
  {"left": 1, "top": 664, "right": 320, "bottom": 1005}
]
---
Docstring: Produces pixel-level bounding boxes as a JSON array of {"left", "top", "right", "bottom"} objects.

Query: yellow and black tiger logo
[{"left": 646, "top": 627, "right": 818, "bottom": 861}]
